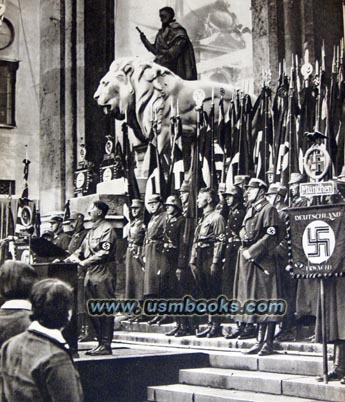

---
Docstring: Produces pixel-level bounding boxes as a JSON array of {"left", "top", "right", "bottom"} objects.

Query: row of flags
[{"left": 139, "top": 41, "right": 345, "bottom": 210}]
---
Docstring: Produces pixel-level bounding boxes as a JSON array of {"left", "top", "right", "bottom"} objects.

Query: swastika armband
[
  {"left": 266, "top": 227, "right": 276, "bottom": 235},
  {"left": 101, "top": 241, "right": 111, "bottom": 251}
]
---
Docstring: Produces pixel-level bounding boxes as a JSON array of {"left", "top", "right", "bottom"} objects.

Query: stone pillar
[
  {"left": 84, "top": 0, "right": 115, "bottom": 166},
  {"left": 40, "top": 0, "right": 66, "bottom": 214},
  {"left": 282, "top": 0, "right": 302, "bottom": 69},
  {"left": 251, "top": 0, "right": 280, "bottom": 93},
  {"left": 64, "top": 0, "right": 77, "bottom": 201},
  {"left": 76, "top": 0, "right": 85, "bottom": 165}
]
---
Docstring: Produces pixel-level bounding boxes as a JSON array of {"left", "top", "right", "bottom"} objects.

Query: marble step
[
  {"left": 178, "top": 368, "right": 345, "bottom": 402},
  {"left": 147, "top": 384, "right": 320, "bottom": 402},
  {"left": 208, "top": 352, "right": 323, "bottom": 376}
]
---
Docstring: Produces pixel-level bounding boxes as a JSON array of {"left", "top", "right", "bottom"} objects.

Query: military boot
[
  {"left": 238, "top": 323, "right": 257, "bottom": 339},
  {"left": 243, "top": 323, "right": 266, "bottom": 354},
  {"left": 258, "top": 322, "right": 276, "bottom": 356},
  {"left": 87, "top": 317, "right": 114, "bottom": 356},
  {"left": 207, "top": 321, "right": 223, "bottom": 338},
  {"left": 175, "top": 317, "right": 193, "bottom": 337},
  {"left": 165, "top": 318, "right": 181, "bottom": 336},
  {"left": 196, "top": 322, "right": 212, "bottom": 338}
]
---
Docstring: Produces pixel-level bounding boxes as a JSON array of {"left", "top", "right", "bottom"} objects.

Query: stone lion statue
[{"left": 94, "top": 56, "right": 238, "bottom": 153}]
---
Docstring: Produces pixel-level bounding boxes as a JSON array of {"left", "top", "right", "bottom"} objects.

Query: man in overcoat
[
  {"left": 234, "top": 178, "right": 281, "bottom": 355},
  {"left": 143, "top": 194, "right": 167, "bottom": 325},
  {"left": 125, "top": 199, "right": 146, "bottom": 301}
]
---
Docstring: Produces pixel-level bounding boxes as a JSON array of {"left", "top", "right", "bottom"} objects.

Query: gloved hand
[{"left": 210, "top": 263, "right": 221, "bottom": 276}]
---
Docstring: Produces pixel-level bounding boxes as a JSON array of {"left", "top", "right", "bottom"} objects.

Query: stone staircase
[
  {"left": 147, "top": 352, "right": 345, "bottom": 402},
  {"left": 112, "top": 319, "right": 345, "bottom": 402}
]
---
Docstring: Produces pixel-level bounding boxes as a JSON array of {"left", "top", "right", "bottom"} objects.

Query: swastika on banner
[{"left": 302, "top": 220, "right": 335, "bottom": 264}]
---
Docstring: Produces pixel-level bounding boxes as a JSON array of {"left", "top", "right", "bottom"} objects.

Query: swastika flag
[{"left": 287, "top": 204, "right": 345, "bottom": 278}]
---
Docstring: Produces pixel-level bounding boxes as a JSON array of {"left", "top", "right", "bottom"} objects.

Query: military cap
[
  {"left": 42, "top": 230, "right": 54, "bottom": 239},
  {"left": 179, "top": 181, "right": 190, "bottom": 193},
  {"left": 130, "top": 199, "right": 144, "bottom": 209},
  {"left": 165, "top": 195, "right": 182, "bottom": 211},
  {"left": 265, "top": 167, "right": 274, "bottom": 175},
  {"left": 147, "top": 194, "right": 162, "bottom": 204},
  {"left": 245, "top": 178, "right": 268, "bottom": 191},
  {"left": 48, "top": 215, "right": 63, "bottom": 224},
  {"left": 288, "top": 172, "right": 306, "bottom": 185},
  {"left": 224, "top": 185, "right": 240, "bottom": 195},
  {"left": 64, "top": 211, "right": 84, "bottom": 223},
  {"left": 266, "top": 183, "right": 288, "bottom": 198},
  {"left": 234, "top": 175, "right": 250, "bottom": 186}
]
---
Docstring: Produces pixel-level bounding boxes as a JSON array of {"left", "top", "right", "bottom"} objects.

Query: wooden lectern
[{"left": 32, "top": 262, "right": 78, "bottom": 353}]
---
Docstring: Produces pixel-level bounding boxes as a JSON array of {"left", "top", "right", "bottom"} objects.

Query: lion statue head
[{"left": 94, "top": 56, "right": 237, "bottom": 153}]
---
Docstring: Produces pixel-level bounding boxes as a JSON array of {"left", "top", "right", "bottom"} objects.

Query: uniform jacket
[
  {"left": 67, "top": 228, "right": 88, "bottom": 255},
  {"left": 190, "top": 209, "right": 225, "bottom": 265},
  {"left": 144, "top": 210, "right": 167, "bottom": 250},
  {"left": 53, "top": 230, "right": 71, "bottom": 252},
  {"left": 73, "top": 218, "right": 116, "bottom": 278},
  {"left": 240, "top": 198, "right": 280, "bottom": 263},
  {"left": 127, "top": 218, "right": 145, "bottom": 257},
  {"left": 163, "top": 213, "right": 186, "bottom": 269},
  {"left": 0, "top": 326, "right": 83, "bottom": 402},
  {"left": 225, "top": 204, "right": 246, "bottom": 244}
]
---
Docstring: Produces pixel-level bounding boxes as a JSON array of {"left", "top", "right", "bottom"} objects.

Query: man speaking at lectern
[{"left": 67, "top": 201, "right": 116, "bottom": 356}]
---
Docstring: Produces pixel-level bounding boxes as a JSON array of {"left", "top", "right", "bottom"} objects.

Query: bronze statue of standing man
[{"left": 138, "top": 7, "right": 197, "bottom": 80}]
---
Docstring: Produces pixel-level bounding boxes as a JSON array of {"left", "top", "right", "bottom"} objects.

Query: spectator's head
[
  {"left": 0, "top": 261, "right": 38, "bottom": 300},
  {"left": 30, "top": 279, "right": 73, "bottom": 330}
]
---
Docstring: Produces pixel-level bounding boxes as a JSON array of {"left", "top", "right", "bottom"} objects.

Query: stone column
[
  {"left": 251, "top": 0, "right": 280, "bottom": 93},
  {"left": 40, "top": 0, "right": 66, "bottom": 214},
  {"left": 64, "top": 0, "right": 77, "bottom": 201}
]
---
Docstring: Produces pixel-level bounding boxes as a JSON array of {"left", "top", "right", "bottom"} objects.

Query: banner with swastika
[{"left": 287, "top": 204, "right": 345, "bottom": 278}]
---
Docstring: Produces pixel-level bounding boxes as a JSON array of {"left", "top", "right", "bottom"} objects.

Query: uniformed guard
[
  {"left": 49, "top": 215, "right": 71, "bottom": 251},
  {"left": 289, "top": 172, "right": 309, "bottom": 207},
  {"left": 163, "top": 195, "right": 193, "bottom": 336},
  {"left": 265, "top": 167, "right": 275, "bottom": 186},
  {"left": 125, "top": 199, "right": 146, "bottom": 302},
  {"left": 190, "top": 187, "right": 225, "bottom": 338},
  {"left": 67, "top": 201, "right": 116, "bottom": 355},
  {"left": 143, "top": 194, "right": 167, "bottom": 325},
  {"left": 221, "top": 185, "right": 246, "bottom": 339},
  {"left": 234, "top": 178, "right": 281, "bottom": 355},
  {"left": 266, "top": 183, "right": 295, "bottom": 342},
  {"left": 234, "top": 175, "right": 251, "bottom": 206},
  {"left": 222, "top": 185, "right": 246, "bottom": 298},
  {"left": 290, "top": 173, "right": 317, "bottom": 336},
  {"left": 66, "top": 212, "right": 88, "bottom": 254},
  {"left": 64, "top": 212, "right": 89, "bottom": 341}
]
